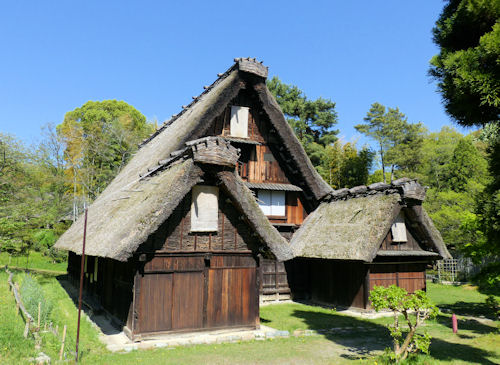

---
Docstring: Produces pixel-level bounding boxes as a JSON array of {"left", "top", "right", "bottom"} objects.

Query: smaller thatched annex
[{"left": 287, "top": 178, "right": 451, "bottom": 310}]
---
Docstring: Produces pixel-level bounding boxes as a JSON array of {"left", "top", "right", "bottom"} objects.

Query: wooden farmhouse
[{"left": 55, "top": 58, "right": 450, "bottom": 339}]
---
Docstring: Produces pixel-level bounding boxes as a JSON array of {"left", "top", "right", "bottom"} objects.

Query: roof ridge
[{"left": 327, "top": 178, "right": 424, "bottom": 201}]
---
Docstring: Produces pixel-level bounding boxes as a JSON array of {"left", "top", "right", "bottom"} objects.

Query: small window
[
  {"left": 391, "top": 213, "right": 407, "bottom": 242},
  {"left": 257, "top": 190, "right": 285, "bottom": 217},
  {"left": 230, "top": 106, "right": 249, "bottom": 138},
  {"left": 191, "top": 186, "right": 219, "bottom": 232}
]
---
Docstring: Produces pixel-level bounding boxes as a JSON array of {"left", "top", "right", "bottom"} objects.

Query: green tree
[
  {"left": 319, "top": 140, "right": 374, "bottom": 189},
  {"left": 430, "top": 0, "right": 500, "bottom": 125},
  {"left": 415, "top": 126, "right": 463, "bottom": 189},
  {"left": 58, "top": 100, "right": 154, "bottom": 202},
  {"left": 431, "top": 0, "right": 500, "bottom": 289},
  {"left": 0, "top": 132, "right": 70, "bottom": 259},
  {"left": 356, "top": 103, "right": 425, "bottom": 183},
  {"left": 267, "top": 77, "right": 339, "bottom": 167},
  {"left": 445, "top": 138, "right": 489, "bottom": 191}
]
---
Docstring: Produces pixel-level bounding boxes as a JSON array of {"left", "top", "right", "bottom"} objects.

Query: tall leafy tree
[
  {"left": 319, "top": 140, "right": 374, "bottom": 189},
  {"left": 267, "top": 77, "right": 339, "bottom": 167},
  {"left": 416, "top": 126, "right": 463, "bottom": 189},
  {"left": 58, "top": 100, "right": 154, "bottom": 203},
  {"left": 356, "top": 103, "right": 425, "bottom": 182},
  {"left": 0, "top": 132, "right": 70, "bottom": 259},
  {"left": 430, "top": 0, "right": 500, "bottom": 125},
  {"left": 445, "top": 138, "right": 489, "bottom": 191},
  {"left": 431, "top": 0, "right": 500, "bottom": 289}
]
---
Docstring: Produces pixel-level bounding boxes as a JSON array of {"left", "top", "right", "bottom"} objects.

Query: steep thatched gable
[
  {"left": 290, "top": 179, "right": 451, "bottom": 262},
  {"left": 55, "top": 137, "right": 293, "bottom": 261}
]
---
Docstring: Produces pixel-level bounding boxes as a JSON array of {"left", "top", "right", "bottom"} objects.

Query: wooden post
[
  {"left": 23, "top": 318, "right": 31, "bottom": 338},
  {"left": 59, "top": 325, "right": 67, "bottom": 361},
  {"left": 75, "top": 207, "right": 88, "bottom": 362},
  {"left": 37, "top": 302, "right": 41, "bottom": 330}
]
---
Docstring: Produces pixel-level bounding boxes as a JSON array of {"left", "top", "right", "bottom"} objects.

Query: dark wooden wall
[
  {"left": 285, "top": 258, "right": 428, "bottom": 310},
  {"left": 260, "top": 259, "right": 291, "bottom": 302},
  {"left": 138, "top": 190, "right": 260, "bottom": 254},
  {"left": 368, "top": 263, "right": 426, "bottom": 295},
  {"left": 67, "top": 252, "right": 134, "bottom": 323},
  {"left": 379, "top": 227, "right": 426, "bottom": 252},
  {"left": 134, "top": 254, "right": 258, "bottom": 335}
]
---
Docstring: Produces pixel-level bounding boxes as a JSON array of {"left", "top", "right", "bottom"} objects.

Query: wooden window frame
[{"left": 256, "top": 190, "right": 287, "bottom": 219}]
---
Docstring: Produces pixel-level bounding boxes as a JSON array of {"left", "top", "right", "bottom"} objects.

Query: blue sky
[{"left": 0, "top": 1, "right": 472, "bottom": 146}]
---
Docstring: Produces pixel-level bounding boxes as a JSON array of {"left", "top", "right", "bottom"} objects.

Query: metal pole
[{"left": 75, "top": 207, "right": 88, "bottom": 362}]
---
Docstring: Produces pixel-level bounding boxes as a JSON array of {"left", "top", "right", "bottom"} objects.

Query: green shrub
[
  {"left": 369, "top": 285, "right": 438, "bottom": 363},
  {"left": 19, "top": 274, "right": 53, "bottom": 326},
  {"left": 485, "top": 295, "right": 500, "bottom": 320}
]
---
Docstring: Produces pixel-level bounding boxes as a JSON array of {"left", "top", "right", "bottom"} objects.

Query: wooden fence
[{"left": 5, "top": 268, "right": 68, "bottom": 360}]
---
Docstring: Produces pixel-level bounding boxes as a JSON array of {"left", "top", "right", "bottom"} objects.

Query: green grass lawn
[
  {"left": 0, "top": 251, "right": 67, "bottom": 273},
  {"left": 1, "top": 272, "right": 499, "bottom": 364}
]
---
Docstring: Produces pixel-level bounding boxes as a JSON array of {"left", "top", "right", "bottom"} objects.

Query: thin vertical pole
[{"left": 75, "top": 208, "right": 88, "bottom": 362}]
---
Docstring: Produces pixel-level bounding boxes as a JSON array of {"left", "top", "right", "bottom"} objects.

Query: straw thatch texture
[
  {"left": 409, "top": 205, "right": 451, "bottom": 259},
  {"left": 55, "top": 159, "right": 204, "bottom": 261},
  {"left": 290, "top": 193, "right": 402, "bottom": 262},
  {"left": 217, "top": 171, "right": 293, "bottom": 261}
]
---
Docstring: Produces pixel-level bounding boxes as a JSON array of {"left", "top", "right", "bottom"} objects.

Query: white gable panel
[
  {"left": 191, "top": 186, "right": 219, "bottom": 232},
  {"left": 391, "top": 213, "right": 407, "bottom": 242},
  {"left": 230, "top": 106, "right": 249, "bottom": 138}
]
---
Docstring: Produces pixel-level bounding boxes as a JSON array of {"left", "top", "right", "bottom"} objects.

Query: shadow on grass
[
  {"left": 292, "top": 309, "right": 390, "bottom": 359},
  {"left": 435, "top": 313, "right": 496, "bottom": 335},
  {"left": 55, "top": 274, "right": 123, "bottom": 335},
  {"left": 438, "top": 301, "right": 496, "bottom": 319},
  {"left": 429, "top": 337, "right": 498, "bottom": 364},
  {"left": 292, "top": 307, "right": 498, "bottom": 364}
]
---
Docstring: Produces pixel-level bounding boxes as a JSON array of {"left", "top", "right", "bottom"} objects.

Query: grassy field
[
  {"left": 0, "top": 270, "right": 498, "bottom": 364},
  {"left": 0, "top": 251, "right": 67, "bottom": 273}
]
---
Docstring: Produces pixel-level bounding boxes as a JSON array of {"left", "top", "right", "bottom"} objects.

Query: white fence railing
[{"left": 428, "top": 257, "right": 487, "bottom": 283}]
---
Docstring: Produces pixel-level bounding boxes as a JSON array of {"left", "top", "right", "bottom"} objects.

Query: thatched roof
[
  {"left": 290, "top": 179, "right": 451, "bottom": 262},
  {"left": 55, "top": 137, "right": 292, "bottom": 261}
]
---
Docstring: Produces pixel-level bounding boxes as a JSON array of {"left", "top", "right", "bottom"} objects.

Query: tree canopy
[
  {"left": 58, "top": 100, "right": 154, "bottom": 201},
  {"left": 430, "top": 0, "right": 500, "bottom": 125},
  {"left": 355, "top": 103, "right": 426, "bottom": 183},
  {"left": 267, "top": 77, "right": 339, "bottom": 167}
]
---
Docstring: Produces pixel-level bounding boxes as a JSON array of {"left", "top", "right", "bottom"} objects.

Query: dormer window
[
  {"left": 230, "top": 106, "right": 249, "bottom": 138},
  {"left": 391, "top": 212, "right": 407, "bottom": 242},
  {"left": 191, "top": 186, "right": 219, "bottom": 232},
  {"left": 257, "top": 190, "right": 285, "bottom": 217}
]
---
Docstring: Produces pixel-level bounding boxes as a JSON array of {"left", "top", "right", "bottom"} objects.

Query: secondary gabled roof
[
  {"left": 290, "top": 179, "right": 451, "bottom": 262},
  {"left": 55, "top": 137, "right": 293, "bottom": 261}
]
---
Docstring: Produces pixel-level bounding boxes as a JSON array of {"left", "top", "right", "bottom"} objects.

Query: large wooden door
[
  {"left": 206, "top": 255, "right": 258, "bottom": 328},
  {"left": 137, "top": 254, "right": 258, "bottom": 335}
]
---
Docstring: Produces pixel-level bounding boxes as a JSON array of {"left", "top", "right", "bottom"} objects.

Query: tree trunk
[
  {"left": 380, "top": 144, "right": 386, "bottom": 183},
  {"left": 398, "top": 327, "right": 417, "bottom": 360},
  {"left": 390, "top": 164, "right": 395, "bottom": 183}
]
